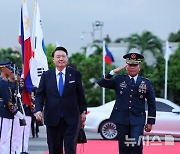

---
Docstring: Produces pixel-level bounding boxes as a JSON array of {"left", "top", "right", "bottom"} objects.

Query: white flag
[
  {"left": 164, "top": 41, "right": 173, "bottom": 61},
  {"left": 30, "top": 0, "right": 48, "bottom": 87}
]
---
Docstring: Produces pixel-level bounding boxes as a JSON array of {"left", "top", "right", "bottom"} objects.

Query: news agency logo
[{"left": 124, "top": 135, "right": 174, "bottom": 147}]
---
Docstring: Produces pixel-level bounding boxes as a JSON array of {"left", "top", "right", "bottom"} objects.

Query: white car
[{"left": 85, "top": 98, "right": 180, "bottom": 140}]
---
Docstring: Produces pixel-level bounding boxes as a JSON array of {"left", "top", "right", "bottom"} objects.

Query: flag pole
[
  {"left": 102, "top": 41, "right": 106, "bottom": 105},
  {"left": 164, "top": 58, "right": 168, "bottom": 99}
]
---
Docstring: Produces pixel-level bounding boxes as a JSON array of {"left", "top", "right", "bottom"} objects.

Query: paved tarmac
[
  {"left": 28, "top": 126, "right": 48, "bottom": 154},
  {"left": 28, "top": 125, "right": 102, "bottom": 154}
]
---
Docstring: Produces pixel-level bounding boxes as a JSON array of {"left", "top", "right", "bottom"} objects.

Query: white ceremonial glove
[
  {"left": 17, "top": 93, "right": 21, "bottom": 98},
  {"left": 15, "top": 111, "right": 24, "bottom": 120}
]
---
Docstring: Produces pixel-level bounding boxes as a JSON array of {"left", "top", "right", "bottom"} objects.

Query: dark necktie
[
  {"left": 59, "top": 72, "right": 64, "bottom": 96},
  {"left": 130, "top": 77, "right": 135, "bottom": 86}
]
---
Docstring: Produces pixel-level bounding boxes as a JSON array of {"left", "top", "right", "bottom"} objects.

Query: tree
[
  {"left": 168, "top": 30, "right": 180, "bottom": 42},
  {"left": 103, "top": 34, "right": 112, "bottom": 43},
  {"left": 69, "top": 48, "right": 116, "bottom": 107},
  {"left": 114, "top": 38, "right": 125, "bottom": 43},
  {"left": 0, "top": 48, "right": 22, "bottom": 69},
  {"left": 168, "top": 45, "right": 180, "bottom": 105},
  {"left": 125, "top": 31, "right": 163, "bottom": 57},
  {"left": 45, "top": 44, "right": 56, "bottom": 69}
]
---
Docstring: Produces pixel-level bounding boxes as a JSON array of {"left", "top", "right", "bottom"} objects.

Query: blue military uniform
[
  {"left": 99, "top": 74, "right": 156, "bottom": 125},
  {"left": 8, "top": 68, "right": 32, "bottom": 154},
  {"left": 0, "top": 61, "right": 19, "bottom": 154},
  {"left": 0, "top": 76, "right": 16, "bottom": 119},
  {"left": 97, "top": 52, "right": 156, "bottom": 154},
  {"left": 0, "top": 62, "right": 17, "bottom": 119}
]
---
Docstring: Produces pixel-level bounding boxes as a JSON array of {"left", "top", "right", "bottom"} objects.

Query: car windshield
[{"left": 145, "top": 101, "right": 174, "bottom": 112}]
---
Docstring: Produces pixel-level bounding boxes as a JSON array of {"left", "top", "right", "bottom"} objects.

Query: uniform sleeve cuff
[{"left": 109, "top": 70, "right": 115, "bottom": 75}]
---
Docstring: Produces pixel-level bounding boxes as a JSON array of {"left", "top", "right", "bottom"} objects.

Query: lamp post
[{"left": 92, "top": 21, "right": 104, "bottom": 41}]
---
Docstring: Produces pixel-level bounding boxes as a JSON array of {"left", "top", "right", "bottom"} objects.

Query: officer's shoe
[
  {"left": 36, "top": 133, "right": 39, "bottom": 138},
  {"left": 20, "top": 152, "right": 29, "bottom": 154}
]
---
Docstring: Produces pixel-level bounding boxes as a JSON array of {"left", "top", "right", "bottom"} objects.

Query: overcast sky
[{"left": 0, "top": 0, "right": 180, "bottom": 54}]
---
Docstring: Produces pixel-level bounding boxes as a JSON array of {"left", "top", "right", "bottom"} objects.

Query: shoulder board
[{"left": 141, "top": 76, "right": 150, "bottom": 81}]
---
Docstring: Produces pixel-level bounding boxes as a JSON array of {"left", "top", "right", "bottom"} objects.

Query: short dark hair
[{"left": 52, "top": 46, "right": 68, "bottom": 57}]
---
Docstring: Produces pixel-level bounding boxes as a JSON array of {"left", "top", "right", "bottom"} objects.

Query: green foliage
[
  {"left": 168, "top": 30, "right": 180, "bottom": 42},
  {"left": 69, "top": 49, "right": 115, "bottom": 107},
  {"left": 168, "top": 45, "right": 180, "bottom": 105},
  {"left": 45, "top": 44, "right": 56, "bottom": 69},
  {"left": 0, "top": 48, "right": 22, "bottom": 69},
  {"left": 126, "top": 31, "right": 163, "bottom": 57}
]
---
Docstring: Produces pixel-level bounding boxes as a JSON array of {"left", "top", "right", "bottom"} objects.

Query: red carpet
[{"left": 43, "top": 140, "right": 180, "bottom": 154}]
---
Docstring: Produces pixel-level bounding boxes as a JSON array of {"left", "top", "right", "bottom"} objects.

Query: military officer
[{"left": 97, "top": 52, "right": 156, "bottom": 154}]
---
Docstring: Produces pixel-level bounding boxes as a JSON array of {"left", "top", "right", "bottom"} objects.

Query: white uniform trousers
[
  {"left": 18, "top": 116, "right": 32, "bottom": 153},
  {"left": 9, "top": 116, "right": 24, "bottom": 154},
  {"left": 0, "top": 117, "right": 13, "bottom": 154}
]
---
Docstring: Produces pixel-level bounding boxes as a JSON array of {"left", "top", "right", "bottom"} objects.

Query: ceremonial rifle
[{"left": 13, "top": 64, "right": 26, "bottom": 126}]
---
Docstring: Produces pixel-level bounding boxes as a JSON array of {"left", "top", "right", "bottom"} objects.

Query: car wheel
[{"left": 99, "top": 120, "right": 118, "bottom": 140}]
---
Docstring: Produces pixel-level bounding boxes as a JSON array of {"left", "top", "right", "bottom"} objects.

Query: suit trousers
[
  {"left": 46, "top": 118, "right": 79, "bottom": 154},
  {"left": 116, "top": 123, "right": 144, "bottom": 154}
]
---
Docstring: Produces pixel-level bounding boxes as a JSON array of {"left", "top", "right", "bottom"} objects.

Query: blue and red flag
[
  {"left": 18, "top": 1, "right": 34, "bottom": 105},
  {"left": 104, "top": 44, "right": 114, "bottom": 65}
]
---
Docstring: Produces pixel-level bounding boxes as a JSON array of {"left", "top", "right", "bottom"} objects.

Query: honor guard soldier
[
  {"left": 13, "top": 71, "right": 35, "bottom": 154},
  {"left": 8, "top": 67, "right": 28, "bottom": 154},
  {"left": 19, "top": 91, "right": 35, "bottom": 154},
  {"left": 0, "top": 61, "right": 23, "bottom": 154},
  {"left": 97, "top": 51, "right": 156, "bottom": 154}
]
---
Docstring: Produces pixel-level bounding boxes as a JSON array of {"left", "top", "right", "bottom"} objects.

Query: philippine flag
[
  {"left": 103, "top": 42, "right": 114, "bottom": 65},
  {"left": 18, "top": 0, "right": 34, "bottom": 105},
  {"left": 30, "top": 1, "right": 48, "bottom": 87}
]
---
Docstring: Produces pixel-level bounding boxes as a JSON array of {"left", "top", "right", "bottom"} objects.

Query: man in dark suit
[
  {"left": 35, "top": 46, "right": 87, "bottom": 154},
  {"left": 97, "top": 52, "right": 156, "bottom": 154}
]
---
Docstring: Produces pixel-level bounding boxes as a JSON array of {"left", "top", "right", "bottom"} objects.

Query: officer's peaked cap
[
  {"left": 123, "top": 52, "right": 144, "bottom": 64},
  {"left": 0, "top": 60, "right": 12, "bottom": 69}
]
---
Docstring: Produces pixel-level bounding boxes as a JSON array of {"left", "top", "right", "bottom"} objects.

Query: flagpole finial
[{"left": 56, "top": 41, "right": 61, "bottom": 47}]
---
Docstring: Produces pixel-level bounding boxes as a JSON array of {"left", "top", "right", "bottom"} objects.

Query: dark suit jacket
[
  {"left": 35, "top": 66, "right": 87, "bottom": 126},
  {"left": 97, "top": 73, "right": 156, "bottom": 126}
]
